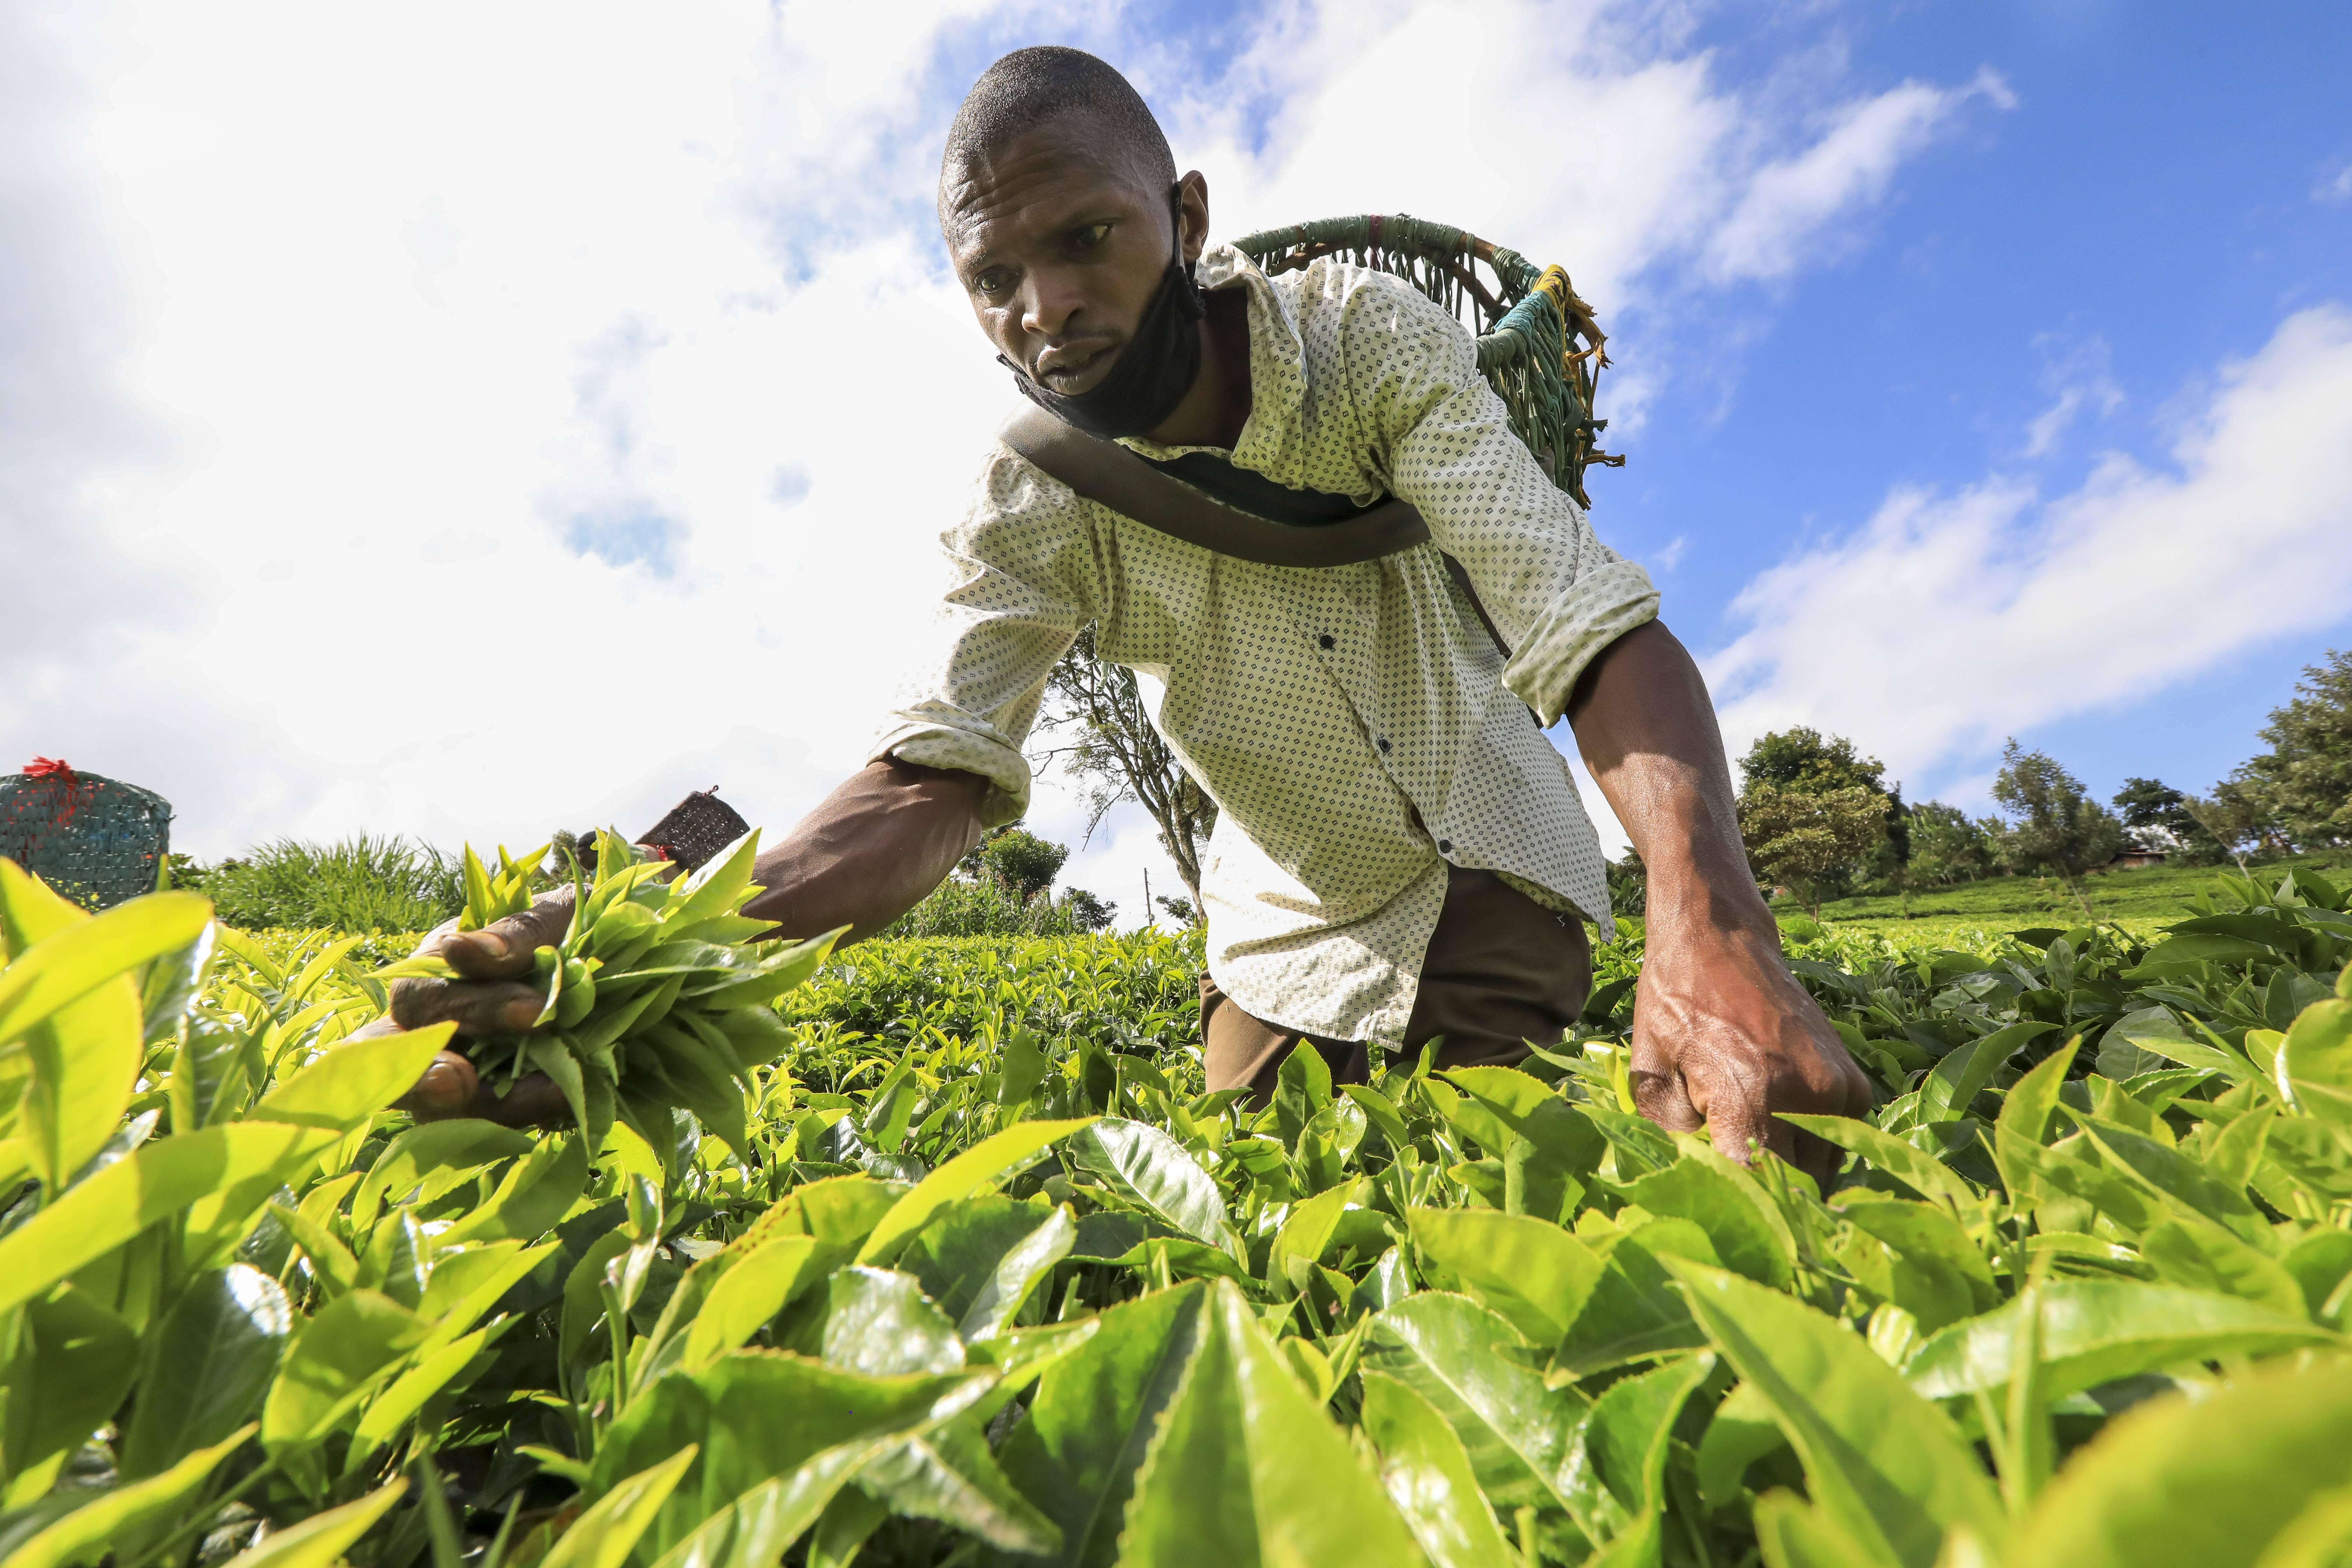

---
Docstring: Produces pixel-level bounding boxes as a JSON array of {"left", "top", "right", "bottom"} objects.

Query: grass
[
  {"left": 1784, "top": 847, "right": 2352, "bottom": 944},
  {"left": 187, "top": 834, "right": 465, "bottom": 932}
]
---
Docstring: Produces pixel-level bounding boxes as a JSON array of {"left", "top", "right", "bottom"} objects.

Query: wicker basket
[
  {"left": 638, "top": 788, "right": 751, "bottom": 872},
  {"left": 0, "top": 760, "right": 174, "bottom": 910}
]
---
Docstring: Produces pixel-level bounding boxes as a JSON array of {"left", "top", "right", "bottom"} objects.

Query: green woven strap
[{"left": 1232, "top": 213, "right": 1620, "bottom": 506}]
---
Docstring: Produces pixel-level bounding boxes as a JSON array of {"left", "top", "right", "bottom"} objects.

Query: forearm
[
  {"left": 740, "top": 758, "right": 989, "bottom": 944},
  {"left": 1566, "top": 621, "right": 1770, "bottom": 938}
]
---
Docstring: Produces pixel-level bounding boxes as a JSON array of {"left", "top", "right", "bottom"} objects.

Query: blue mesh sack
[{"left": 0, "top": 759, "right": 174, "bottom": 911}]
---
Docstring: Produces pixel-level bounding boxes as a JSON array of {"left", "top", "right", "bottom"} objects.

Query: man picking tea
[{"left": 373, "top": 47, "right": 1869, "bottom": 1177}]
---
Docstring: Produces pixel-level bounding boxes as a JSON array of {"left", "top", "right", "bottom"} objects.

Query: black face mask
[{"left": 999, "top": 185, "right": 1206, "bottom": 440}]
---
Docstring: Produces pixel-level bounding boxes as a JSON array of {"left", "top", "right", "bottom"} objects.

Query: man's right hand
[{"left": 366, "top": 889, "right": 578, "bottom": 1127}]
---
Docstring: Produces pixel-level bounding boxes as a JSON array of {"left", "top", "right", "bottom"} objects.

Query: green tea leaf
[
  {"left": 1408, "top": 1207, "right": 1604, "bottom": 1346},
  {"left": 806, "top": 1267, "right": 966, "bottom": 1378},
  {"left": 260, "top": 1288, "right": 429, "bottom": 1452},
  {"left": 1363, "top": 1291, "right": 1590, "bottom": 1521},
  {"left": 2009, "top": 1359, "right": 2352, "bottom": 1568},
  {"left": 682, "top": 1236, "right": 822, "bottom": 1368},
  {"left": 1359, "top": 1370, "right": 1525, "bottom": 1568},
  {"left": 2138, "top": 1215, "right": 2308, "bottom": 1317},
  {"left": 1748, "top": 1489, "right": 1898, "bottom": 1568},
  {"left": 437, "top": 1133, "right": 589, "bottom": 1247},
  {"left": 1120, "top": 1279, "right": 1424, "bottom": 1567},
  {"left": 0, "top": 882, "right": 211, "bottom": 1047},
  {"left": 995, "top": 1281, "right": 1209, "bottom": 1568},
  {"left": 119, "top": 1265, "right": 292, "bottom": 1479},
  {"left": 858, "top": 1420, "right": 1060, "bottom": 1555},
  {"left": 345, "top": 1322, "right": 506, "bottom": 1466},
  {"left": 1617, "top": 1150, "right": 1794, "bottom": 1288},
  {"left": 1778, "top": 1115, "right": 1975, "bottom": 1211},
  {"left": 1837, "top": 1199, "right": 1998, "bottom": 1335},
  {"left": 1665, "top": 1258, "right": 2004, "bottom": 1568},
  {"left": 1587, "top": 1352, "right": 1715, "bottom": 1514},
  {"left": 1904, "top": 1278, "right": 2338, "bottom": 1401},
  {"left": 856, "top": 1116, "right": 1093, "bottom": 1266},
  {"left": 1066, "top": 1116, "right": 1236, "bottom": 1256},
  {"left": 1995, "top": 1040, "right": 2079, "bottom": 1201},
  {"left": 2279, "top": 998, "right": 2352, "bottom": 1123},
  {"left": 543, "top": 1447, "right": 700, "bottom": 1568},
  {"left": 591, "top": 1350, "right": 984, "bottom": 1561},
  {"left": 5, "top": 1286, "right": 138, "bottom": 1488},
  {"left": 0, "top": 1121, "right": 340, "bottom": 1315},
  {"left": 645, "top": 1441, "right": 874, "bottom": 1568},
  {"left": 350, "top": 1120, "right": 535, "bottom": 1231},
  {"left": 248, "top": 1023, "right": 453, "bottom": 1131},
  {"left": 218, "top": 1477, "right": 407, "bottom": 1568},
  {"left": 3, "top": 1426, "right": 251, "bottom": 1568},
  {"left": 958, "top": 1204, "right": 1074, "bottom": 1342}
]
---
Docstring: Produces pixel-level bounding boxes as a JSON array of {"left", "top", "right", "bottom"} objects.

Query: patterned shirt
[{"left": 872, "top": 243, "right": 1659, "bottom": 1043}]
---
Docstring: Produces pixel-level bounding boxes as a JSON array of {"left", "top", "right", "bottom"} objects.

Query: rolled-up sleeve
[
  {"left": 1346, "top": 281, "right": 1660, "bottom": 726},
  {"left": 869, "top": 448, "right": 1101, "bottom": 826}
]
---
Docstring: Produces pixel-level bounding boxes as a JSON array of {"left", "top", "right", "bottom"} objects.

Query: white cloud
[
  {"left": 2316, "top": 160, "right": 2352, "bottom": 205},
  {"left": 1, "top": 0, "right": 2004, "bottom": 891},
  {"left": 2022, "top": 331, "right": 2123, "bottom": 457},
  {"left": 1704, "top": 66, "right": 2013, "bottom": 283},
  {"left": 1707, "top": 304, "right": 2352, "bottom": 792}
]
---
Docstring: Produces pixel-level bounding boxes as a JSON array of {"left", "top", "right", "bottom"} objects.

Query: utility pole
[{"left": 1143, "top": 866, "right": 1153, "bottom": 930}]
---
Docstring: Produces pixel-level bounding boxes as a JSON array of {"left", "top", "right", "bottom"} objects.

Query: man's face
[{"left": 940, "top": 118, "right": 1197, "bottom": 397}]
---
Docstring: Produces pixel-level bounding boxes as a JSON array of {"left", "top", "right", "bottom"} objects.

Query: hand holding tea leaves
[{"left": 364, "top": 831, "right": 842, "bottom": 1152}]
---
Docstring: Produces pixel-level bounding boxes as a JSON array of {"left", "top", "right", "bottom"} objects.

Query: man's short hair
[{"left": 940, "top": 47, "right": 1176, "bottom": 198}]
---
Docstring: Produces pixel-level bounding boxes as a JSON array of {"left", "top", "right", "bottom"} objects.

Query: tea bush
[{"left": 1, "top": 852, "right": 2349, "bottom": 1568}]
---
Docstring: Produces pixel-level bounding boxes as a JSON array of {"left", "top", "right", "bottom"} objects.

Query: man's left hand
[{"left": 1625, "top": 918, "right": 1873, "bottom": 1191}]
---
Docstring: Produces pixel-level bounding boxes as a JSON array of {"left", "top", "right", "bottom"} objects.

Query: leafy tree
[
  {"left": 1737, "top": 727, "right": 1908, "bottom": 890},
  {"left": 1153, "top": 894, "right": 1199, "bottom": 925},
  {"left": 1905, "top": 801, "right": 1998, "bottom": 886},
  {"left": 964, "top": 826, "right": 1069, "bottom": 904},
  {"left": 2112, "top": 776, "right": 2240, "bottom": 865},
  {"left": 2230, "top": 648, "right": 2352, "bottom": 849},
  {"left": 2178, "top": 783, "right": 2270, "bottom": 874},
  {"left": 1988, "top": 740, "right": 2126, "bottom": 919},
  {"left": 1031, "top": 626, "right": 1219, "bottom": 905},
  {"left": 1737, "top": 782, "right": 1889, "bottom": 918},
  {"left": 2113, "top": 777, "right": 2196, "bottom": 847},
  {"left": 1605, "top": 846, "right": 1647, "bottom": 916},
  {"left": 1059, "top": 887, "right": 1118, "bottom": 931}
]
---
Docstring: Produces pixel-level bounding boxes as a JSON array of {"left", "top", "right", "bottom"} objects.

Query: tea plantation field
[{"left": 2, "top": 847, "right": 2349, "bottom": 1568}]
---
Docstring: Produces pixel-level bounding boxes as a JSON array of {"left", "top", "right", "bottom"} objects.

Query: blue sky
[
  {"left": 1616, "top": 1, "right": 2352, "bottom": 808},
  {"left": 2, "top": 0, "right": 2347, "bottom": 922}
]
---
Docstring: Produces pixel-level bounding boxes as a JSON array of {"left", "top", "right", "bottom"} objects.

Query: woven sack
[{"left": 0, "top": 759, "right": 174, "bottom": 911}]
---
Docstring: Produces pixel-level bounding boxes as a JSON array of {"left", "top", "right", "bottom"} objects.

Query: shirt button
[
  {"left": 1437, "top": 839, "right": 1453, "bottom": 854},
  {"left": 1317, "top": 633, "right": 1335, "bottom": 650},
  {"left": 1377, "top": 737, "right": 1392, "bottom": 752}
]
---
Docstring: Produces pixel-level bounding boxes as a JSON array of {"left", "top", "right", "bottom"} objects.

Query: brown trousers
[{"left": 1199, "top": 864, "right": 1592, "bottom": 1097}]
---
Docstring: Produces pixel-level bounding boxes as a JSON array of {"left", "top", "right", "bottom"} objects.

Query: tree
[
  {"left": 1605, "top": 846, "right": 1647, "bottom": 916},
  {"left": 1059, "top": 887, "right": 1117, "bottom": 931},
  {"left": 2229, "top": 648, "right": 2352, "bottom": 850},
  {"left": 2112, "top": 776, "right": 2236, "bottom": 864},
  {"left": 1905, "top": 801, "right": 1997, "bottom": 886},
  {"left": 1737, "top": 727, "right": 1908, "bottom": 891},
  {"left": 1737, "top": 782, "right": 1889, "bottom": 918},
  {"left": 963, "top": 826, "right": 1069, "bottom": 904},
  {"left": 1988, "top": 740, "right": 2126, "bottom": 919},
  {"left": 1030, "top": 626, "right": 1219, "bottom": 904},
  {"left": 2113, "top": 777, "right": 2196, "bottom": 848},
  {"left": 2178, "top": 783, "right": 2268, "bottom": 875},
  {"left": 1153, "top": 894, "right": 1198, "bottom": 925}
]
